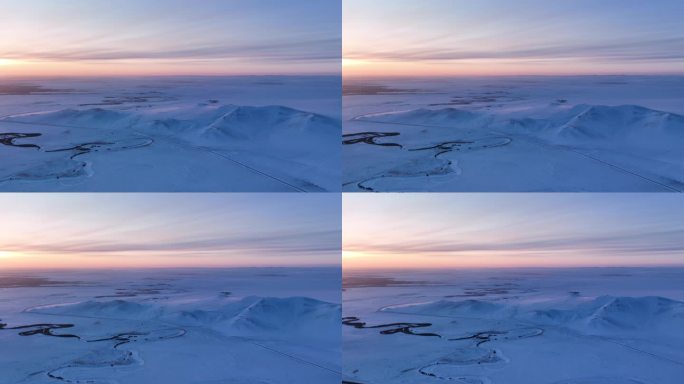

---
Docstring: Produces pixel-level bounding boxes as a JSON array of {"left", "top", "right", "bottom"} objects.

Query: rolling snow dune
[
  {"left": 16, "top": 108, "right": 139, "bottom": 131},
  {"left": 167, "top": 296, "right": 341, "bottom": 338},
  {"left": 530, "top": 296, "right": 684, "bottom": 333},
  {"left": 12, "top": 105, "right": 340, "bottom": 145},
  {"left": 28, "top": 296, "right": 341, "bottom": 338},
  {"left": 342, "top": 267, "right": 684, "bottom": 383},
  {"left": 541, "top": 105, "right": 684, "bottom": 147},
  {"left": 381, "top": 299, "right": 510, "bottom": 318},
  {"left": 381, "top": 296, "right": 684, "bottom": 334},
  {"left": 358, "top": 104, "right": 684, "bottom": 150},
  {"left": 27, "top": 299, "right": 162, "bottom": 320},
  {"left": 226, "top": 296, "right": 341, "bottom": 337},
  {"left": 2, "top": 103, "right": 340, "bottom": 191},
  {"left": 0, "top": 267, "right": 341, "bottom": 384},
  {"left": 345, "top": 101, "right": 684, "bottom": 191},
  {"left": 199, "top": 105, "right": 339, "bottom": 143},
  {"left": 357, "top": 107, "right": 491, "bottom": 128}
]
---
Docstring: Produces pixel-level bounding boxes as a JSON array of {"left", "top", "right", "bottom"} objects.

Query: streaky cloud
[
  {"left": 347, "top": 228, "right": 684, "bottom": 257},
  {"left": 346, "top": 37, "right": 684, "bottom": 63},
  {"left": 3, "top": 229, "right": 340, "bottom": 258},
  {"left": 2, "top": 38, "right": 341, "bottom": 63}
]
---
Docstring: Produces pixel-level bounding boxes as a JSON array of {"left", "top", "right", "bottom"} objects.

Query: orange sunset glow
[{"left": 0, "top": 194, "right": 340, "bottom": 270}]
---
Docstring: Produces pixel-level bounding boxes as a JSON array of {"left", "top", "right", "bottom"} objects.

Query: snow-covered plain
[
  {"left": 0, "top": 268, "right": 341, "bottom": 383},
  {"left": 342, "top": 268, "right": 684, "bottom": 384},
  {"left": 0, "top": 76, "right": 340, "bottom": 191},
  {"left": 343, "top": 76, "right": 684, "bottom": 192}
]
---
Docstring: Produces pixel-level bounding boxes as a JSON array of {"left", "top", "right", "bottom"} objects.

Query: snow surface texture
[
  {"left": 342, "top": 268, "right": 684, "bottom": 384},
  {"left": 0, "top": 268, "right": 341, "bottom": 383},
  {"left": 0, "top": 76, "right": 340, "bottom": 191},
  {"left": 343, "top": 76, "right": 684, "bottom": 191}
]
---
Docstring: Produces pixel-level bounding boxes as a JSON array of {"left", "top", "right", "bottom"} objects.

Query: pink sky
[
  {"left": 0, "top": 0, "right": 339, "bottom": 77},
  {"left": 344, "top": 194, "right": 684, "bottom": 269},
  {"left": 344, "top": 0, "right": 684, "bottom": 77},
  {"left": 0, "top": 194, "right": 339, "bottom": 269}
]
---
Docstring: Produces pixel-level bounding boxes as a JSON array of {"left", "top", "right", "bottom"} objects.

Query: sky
[
  {"left": 344, "top": 194, "right": 684, "bottom": 269},
  {"left": 0, "top": 194, "right": 340, "bottom": 269},
  {"left": 344, "top": 0, "right": 684, "bottom": 77},
  {"left": 0, "top": 0, "right": 340, "bottom": 77}
]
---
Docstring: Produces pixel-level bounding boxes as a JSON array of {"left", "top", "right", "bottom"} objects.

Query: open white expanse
[
  {"left": 0, "top": 268, "right": 341, "bottom": 384},
  {"left": 343, "top": 267, "right": 684, "bottom": 384},
  {"left": 343, "top": 76, "right": 684, "bottom": 192},
  {"left": 0, "top": 76, "right": 340, "bottom": 192}
]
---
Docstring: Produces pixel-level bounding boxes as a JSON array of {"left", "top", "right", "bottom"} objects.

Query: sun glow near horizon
[
  {"left": 0, "top": 194, "right": 340, "bottom": 270},
  {"left": 0, "top": 250, "right": 23, "bottom": 259}
]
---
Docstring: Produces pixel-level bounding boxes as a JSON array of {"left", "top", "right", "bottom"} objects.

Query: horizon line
[
  {"left": 1, "top": 73, "right": 341, "bottom": 80},
  {"left": 0, "top": 264, "right": 341, "bottom": 271},
  {"left": 343, "top": 264, "right": 684, "bottom": 271},
  {"left": 343, "top": 72, "right": 684, "bottom": 79}
]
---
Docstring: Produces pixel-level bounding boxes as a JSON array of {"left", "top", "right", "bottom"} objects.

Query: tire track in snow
[{"left": 138, "top": 131, "right": 307, "bottom": 192}]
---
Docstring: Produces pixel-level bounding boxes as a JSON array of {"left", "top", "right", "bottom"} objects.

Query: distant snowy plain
[
  {"left": 0, "top": 268, "right": 341, "bottom": 383},
  {"left": 343, "top": 76, "right": 684, "bottom": 191},
  {"left": 342, "top": 268, "right": 684, "bottom": 384},
  {"left": 0, "top": 76, "right": 340, "bottom": 191}
]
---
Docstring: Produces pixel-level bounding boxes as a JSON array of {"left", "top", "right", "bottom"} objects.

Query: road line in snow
[
  {"left": 140, "top": 131, "right": 307, "bottom": 192},
  {"left": 494, "top": 130, "right": 682, "bottom": 193},
  {"left": 246, "top": 339, "right": 342, "bottom": 375},
  {"left": 203, "top": 148, "right": 306, "bottom": 192}
]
